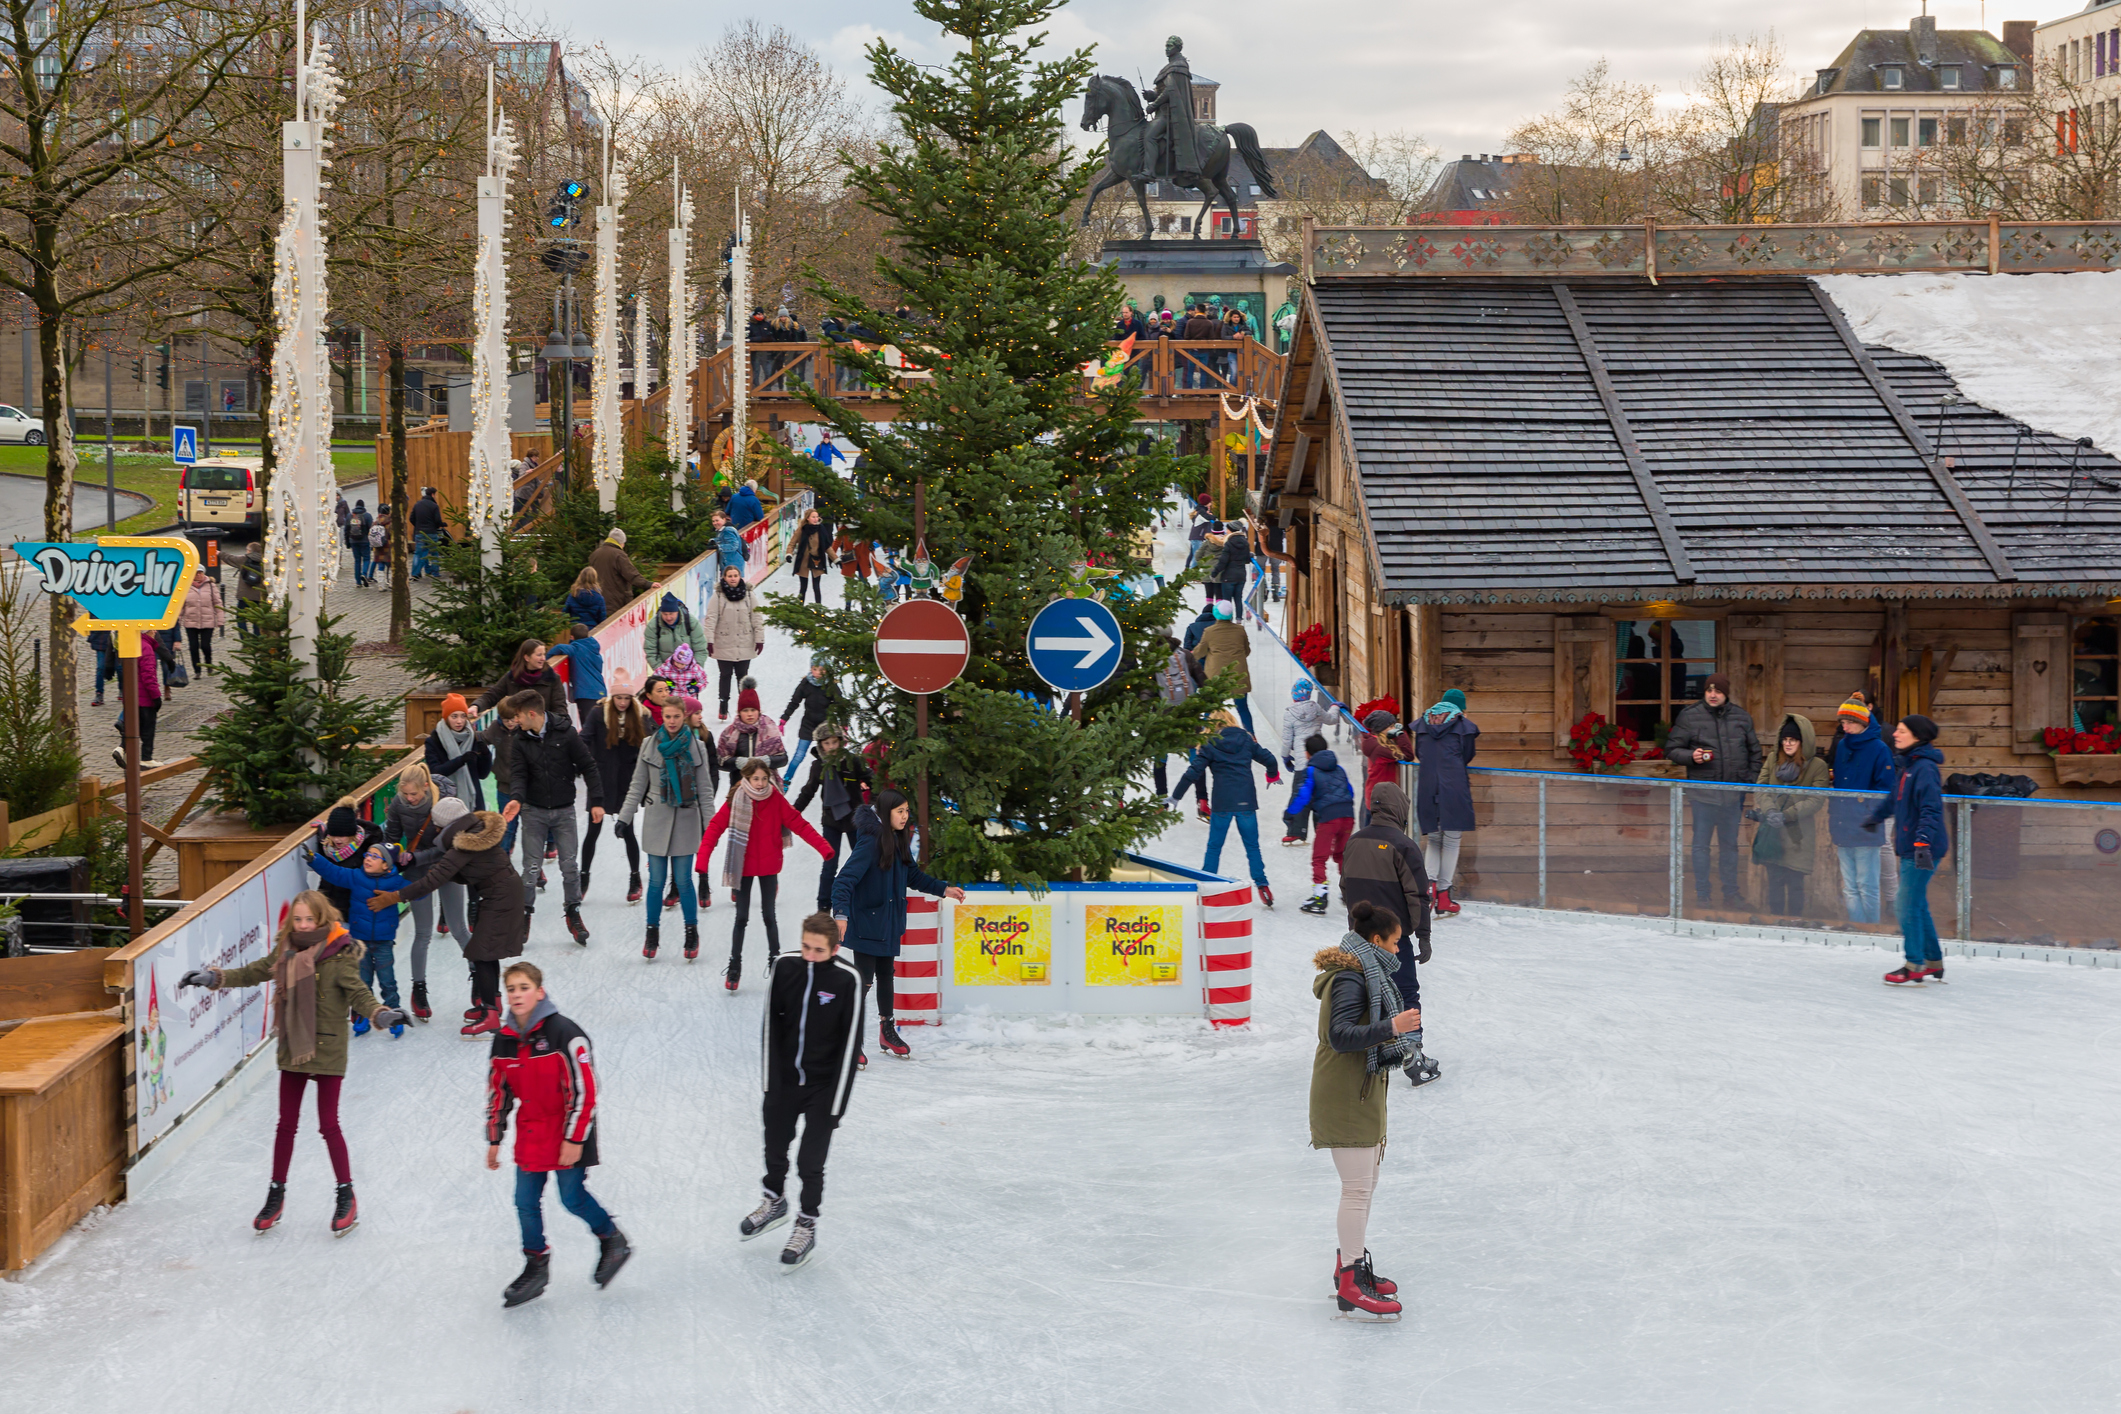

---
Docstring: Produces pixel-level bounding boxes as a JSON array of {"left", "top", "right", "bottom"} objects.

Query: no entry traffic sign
[{"left": 874, "top": 598, "right": 969, "bottom": 695}]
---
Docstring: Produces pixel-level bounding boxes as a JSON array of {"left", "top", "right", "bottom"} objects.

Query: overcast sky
[{"left": 524, "top": 0, "right": 2029, "bottom": 157}]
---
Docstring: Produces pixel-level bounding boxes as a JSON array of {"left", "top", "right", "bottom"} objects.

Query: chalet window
[
  {"left": 1612, "top": 620, "right": 1718, "bottom": 740},
  {"left": 2073, "top": 619, "right": 2119, "bottom": 729},
  {"left": 1918, "top": 117, "right": 1938, "bottom": 146},
  {"left": 1891, "top": 116, "right": 1911, "bottom": 146},
  {"left": 1862, "top": 117, "right": 1882, "bottom": 147},
  {"left": 1941, "top": 65, "right": 1961, "bottom": 90}
]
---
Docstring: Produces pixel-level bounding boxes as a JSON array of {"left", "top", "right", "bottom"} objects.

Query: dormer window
[
  {"left": 1998, "top": 66, "right": 2019, "bottom": 90},
  {"left": 1881, "top": 67, "right": 1904, "bottom": 90},
  {"left": 1816, "top": 68, "right": 1838, "bottom": 94},
  {"left": 1940, "top": 65, "right": 1961, "bottom": 90}
]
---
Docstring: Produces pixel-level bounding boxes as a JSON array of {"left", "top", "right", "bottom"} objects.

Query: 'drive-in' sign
[
  {"left": 1025, "top": 597, "right": 1123, "bottom": 694},
  {"left": 12, "top": 537, "right": 198, "bottom": 633},
  {"left": 873, "top": 598, "right": 970, "bottom": 695}
]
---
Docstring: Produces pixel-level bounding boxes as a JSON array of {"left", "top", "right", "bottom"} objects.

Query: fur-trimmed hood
[
  {"left": 447, "top": 810, "right": 508, "bottom": 852},
  {"left": 1311, "top": 946, "right": 1361, "bottom": 998}
]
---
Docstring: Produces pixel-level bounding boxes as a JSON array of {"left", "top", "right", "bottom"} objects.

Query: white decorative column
[
  {"left": 470, "top": 65, "right": 518, "bottom": 570},
  {"left": 664, "top": 163, "right": 693, "bottom": 511},
  {"left": 590, "top": 133, "right": 625, "bottom": 513},
  {"left": 727, "top": 194, "right": 749, "bottom": 484},
  {"left": 633, "top": 290, "right": 651, "bottom": 396},
  {"left": 267, "top": 11, "right": 343, "bottom": 676}
]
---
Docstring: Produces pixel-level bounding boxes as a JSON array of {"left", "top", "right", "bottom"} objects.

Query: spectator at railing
[
  {"left": 587, "top": 528, "right": 650, "bottom": 606},
  {"left": 729, "top": 481, "right": 766, "bottom": 529}
]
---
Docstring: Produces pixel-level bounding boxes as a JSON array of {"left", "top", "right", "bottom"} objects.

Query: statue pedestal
[{"left": 1099, "top": 238, "right": 1295, "bottom": 348}]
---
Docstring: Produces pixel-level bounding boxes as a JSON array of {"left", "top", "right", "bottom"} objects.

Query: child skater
[
  {"left": 179, "top": 890, "right": 406, "bottom": 1235},
  {"left": 739, "top": 912, "right": 864, "bottom": 1271},
  {"left": 305, "top": 838, "right": 412, "bottom": 1038},
  {"left": 486, "top": 960, "right": 631, "bottom": 1307},
  {"left": 698, "top": 756, "right": 834, "bottom": 993},
  {"left": 382, "top": 762, "right": 459, "bottom": 1021}
]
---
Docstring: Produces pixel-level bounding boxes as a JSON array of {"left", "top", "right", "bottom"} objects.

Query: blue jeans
[
  {"left": 1231, "top": 694, "right": 1254, "bottom": 736},
  {"left": 1836, "top": 845, "right": 1882, "bottom": 923},
  {"left": 95, "top": 648, "right": 118, "bottom": 699},
  {"left": 514, "top": 1165, "right": 613, "bottom": 1253},
  {"left": 1895, "top": 857, "right": 1942, "bottom": 965},
  {"left": 646, "top": 854, "right": 698, "bottom": 929},
  {"left": 410, "top": 532, "right": 438, "bottom": 578},
  {"left": 783, "top": 736, "right": 813, "bottom": 785},
  {"left": 352, "top": 543, "right": 372, "bottom": 584},
  {"left": 358, "top": 940, "right": 400, "bottom": 1010},
  {"left": 1203, "top": 810, "right": 1268, "bottom": 889}
]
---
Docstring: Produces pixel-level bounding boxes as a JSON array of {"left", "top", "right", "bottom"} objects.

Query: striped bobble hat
[{"left": 1838, "top": 694, "right": 1871, "bottom": 725}]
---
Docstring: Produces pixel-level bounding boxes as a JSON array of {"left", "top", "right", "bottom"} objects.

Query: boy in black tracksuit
[{"left": 738, "top": 912, "right": 862, "bottom": 1270}]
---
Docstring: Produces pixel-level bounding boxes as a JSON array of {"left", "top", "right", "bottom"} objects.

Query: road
[{"left": 0, "top": 472, "right": 152, "bottom": 546}]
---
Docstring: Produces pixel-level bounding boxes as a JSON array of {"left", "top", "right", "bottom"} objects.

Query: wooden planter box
[
  {"left": 2052, "top": 755, "right": 2121, "bottom": 786},
  {"left": 168, "top": 812, "right": 292, "bottom": 903},
  {"left": 402, "top": 688, "right": 481, "bottom": 744},
  {"left": 0, "top": 1016, "right": 126, "bottom": 1270}
]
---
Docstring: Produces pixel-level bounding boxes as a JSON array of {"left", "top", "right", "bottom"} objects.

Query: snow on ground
[
  {"left": 1817, "top": 269, "right": 2121, "bottom": 455},
  {"left": 7, "top": 513, "right": 2121, "bottom": 1414}
]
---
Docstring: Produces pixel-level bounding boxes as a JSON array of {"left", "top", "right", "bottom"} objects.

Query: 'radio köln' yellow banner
[
  {"left": 952, "top": 902, "right": 1052, "bottom": 985},
  {"left": 1084, "top": 903, "right": 1184, "bottom": 986}
]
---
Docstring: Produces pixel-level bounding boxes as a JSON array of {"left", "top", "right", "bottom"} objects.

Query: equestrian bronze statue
[{"left": 1079, "top": 37, "right": 1278, "bottom": 240}]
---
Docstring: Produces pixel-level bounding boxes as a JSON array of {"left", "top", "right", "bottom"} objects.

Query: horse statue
[{"left": 1079, "top": 74, "right": 1278, "bottom": 240}]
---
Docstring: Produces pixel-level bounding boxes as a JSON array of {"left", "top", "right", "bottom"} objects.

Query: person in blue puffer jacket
[
  {"left": 1864, "top": 714, "right": 1948, "bottom": 985},
  {"left": 1287, "top": 735, "right": 1356, "bottom": 916},
  {"left": 306, "top": 840, "right": 413, "bottom": 1035},
  {"left": 1826, "top": 693, "right": 1897, "bottom": 923},
  {"left": 1171, "top": 713, "right": 1284, "bottom": 906},
  {"left": 830, "top": 790, "right": 966, "bottom": 1062}
]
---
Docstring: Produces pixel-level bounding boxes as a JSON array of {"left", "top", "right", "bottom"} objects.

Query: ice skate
[
  {"left": 351, "top": 1013, "right": 370, "bottom": 1038},
  {"left": 878, "top": 1019, "right": 911, "bottom": 1059},
  {"left": 779, "top": 1215, "right": 817, "bottom": 1271},
  {"left": 1404, "top": 1049, "right": 1442, "bottom": 1087},
  {"left": 462, "top": 1006, "right": 501, "bottom": 1037},
  {"left": 1300, "top": 885, "right": 1330, "bottom": 915},
  {"left": 684, "top": 925, "right": 700, "bottom": 962},
  {"left": 1917, "top": 960, "right": 1946, "bottom": 982},
  {"left": 593, "top": 1227, "right": 632, "bottom": 1288},
  {"left": 1333, "top": 1255, "right": 1400, "bottom": 1321},
  {"left": 1334, "top": 1249, "right": 1397, "bottom": 1297},
  {"left": 1194, "top": 799, "right": 1211, "bottom": 822},
  {"left": 253, "top": 1182, "right": 285, "bottom": 1234},
  {"left": 723, "top": 959, "right": 740, "bottom": 992},
  {"left": 1884, "top": 963, "right": 1926, "bottom": 985},
  {"left": 565, "top": 907, "right": 590, "bottom": 947},
  {"left": 1259, "top": 885, "right": 1275, "bottom": 908},
  {"left": 642, "top": 925, "right": 659, "bottom": 960},
  {"left": 330, "top": 1183, "right": 358, "bottom": 1236},
  {"left": 503, "top": 1250, "right": 550, "bottom": 1308},
  {"left": 1281, "top": 834, "right": 1305, "bottom": 847},
  {"left": 1435, "top": 885, "right": 1460, "bottom": 916},
  {"left": 626, "top": 874, "right": 643, "bottom": 905},
  {"left": 739, "top": 1190, "right": 790, "bottom": 1241},
  {"left": 411, "top": 982, "right": 430, "bottom": 1021}
]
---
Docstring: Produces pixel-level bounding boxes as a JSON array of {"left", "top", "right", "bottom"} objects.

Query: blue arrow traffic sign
[
  {"left": 1025, "top": 597, "right": 1123, "bottom": 694},
  {"left": 171, "top": 426, "right": 198, "bottom": 465}
]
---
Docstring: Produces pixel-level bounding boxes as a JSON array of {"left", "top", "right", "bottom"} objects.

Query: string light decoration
[
  {"left": 590, "top": 132, "right": 627, "bottom": 512},
  {"left": 266, "top": 14, "right": 344, "bottom": 675},
  {"left": 664, "top": 163, "right": 695, "bottom": 501},
  {"left": 468, "top": 65, "right": 518, "bottom": 568}
]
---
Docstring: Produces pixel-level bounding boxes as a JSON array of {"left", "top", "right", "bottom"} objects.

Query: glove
[
  {"left": 1416, "top": 937, "right": 1432, "bottom": 965},
  {"left": 1742, "top": 807, "right": 1762, "bottom": 823},
  {"left": 1266, "top": 776, "right": 1283, "bottom": 787},
  {"left": 706, "top": 645, "right": 714, "bottom": 656},
  {"left": 1761, "top": 810, "right": 1786, "bottom": 829},
  {"left": 366, "top": 890, "right": 402, "bottom": 912},
  {"left": 1912, "top": 846, "right": 1934, "bottom": 871},
  {"left": 371, "top": 1007, "right": 409, "bottom": 1029},
  {"left": 1282, "top": 755, "right": 1295, "bottom": 773},
  {"left": 178, "top": 968, "right": 219, "bottom": 990},
  {"left": 778, "top": 718, "right": 787, "bottom": 729},
  {"left": 396, "top": 847, "right": 415, "bottom": 866}
]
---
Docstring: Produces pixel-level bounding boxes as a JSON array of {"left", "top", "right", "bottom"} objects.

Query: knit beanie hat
[
  {"left": 1705, "top": 673, "right": 1733, "bottom": 696},
  {"left": 430, "top": 797, "right": 469, "bottom": 829},
  {"left": 325, "top": 805, "right": 361, "bottom": 838},
  {"left": 680, "top": 695, "right": 703, "bottom": 718},
  {"left": 1838, "top": 693, "right": 1871, "bottom": 725},
  {"left": 737, "top": 677, "right": 762, "bottom": 711},
  {"left": 438, "top": 692, "right": 470, "bottom": 717},
  {"left": 1363, "top": 710, "right": 1396, "bottom": 733},
  {"left": 1441, "top": 689, "right": 1467, "bottom": 711},
  {"left": 1901, "top": 714, "right": 1939, "bottom": 745},
  {"left": 660, "top": 592, "right": 683, "bottom": 614},
  {"left": 1292, "top": 680, "right": 1313, "bottom": 702},
  {"left": 1212, "top": 601, "right": 1233, "bottom": 620},
  {"left": 1780, "top": 719, "right": 1804, "bottom": 745}
]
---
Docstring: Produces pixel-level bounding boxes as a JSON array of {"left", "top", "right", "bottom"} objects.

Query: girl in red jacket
[{"left": 698, "top": 756, "right": 833, "bottom": 991}]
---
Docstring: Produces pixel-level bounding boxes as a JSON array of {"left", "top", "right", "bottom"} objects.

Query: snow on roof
[{"left": 1816, "top": 271, "right": 2121, "bottom": 458}]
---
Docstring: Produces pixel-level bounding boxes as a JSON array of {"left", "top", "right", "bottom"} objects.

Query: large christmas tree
[{"left": 765, "top": 0, "right": 1221, "bottom": 886}]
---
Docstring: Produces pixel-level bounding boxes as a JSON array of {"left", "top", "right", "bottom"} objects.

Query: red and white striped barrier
[
  {"left": 1199, "top": 883, "right": 1254, "bottom": 1028},
  {"left": 893, "top": 895, "right": 942, "bottom": 1027}
]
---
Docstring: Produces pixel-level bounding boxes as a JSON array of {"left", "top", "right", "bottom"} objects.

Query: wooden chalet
[{"left": 1265, "top": 221, "right": 2121, "bottom": 795}]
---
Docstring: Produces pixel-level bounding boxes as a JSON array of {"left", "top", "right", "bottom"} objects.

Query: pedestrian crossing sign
[{"left": 172, "top": 426, "right": 198, "bottom": 465}]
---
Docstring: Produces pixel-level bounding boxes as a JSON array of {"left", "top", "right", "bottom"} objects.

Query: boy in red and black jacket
[{"left": 485, "top": 961, "right": 631, "bottom": 1307}]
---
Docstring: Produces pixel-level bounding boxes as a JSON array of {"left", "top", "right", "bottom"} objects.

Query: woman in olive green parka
[
  {"left": 1310, "top": 901, "right": 1423, "bottom": 1319},
  {"left": 180, "top": 889, "right": 404, "bottom": 1237},
  {"left": 1748, "top": 712, "right": 1830, "bottom": 917}
]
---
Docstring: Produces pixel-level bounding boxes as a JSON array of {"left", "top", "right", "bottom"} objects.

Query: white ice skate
[
  {"left": 739, "top": 1190, "right": 790, "bottom": 1241},
  {"left": 779, "top": 1215, "right": 817, "bottom": 1271}
]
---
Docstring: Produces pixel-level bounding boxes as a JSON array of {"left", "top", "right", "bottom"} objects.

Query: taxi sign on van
[{"left": 11, "top": 535, "right": 201, "bottom": 656}]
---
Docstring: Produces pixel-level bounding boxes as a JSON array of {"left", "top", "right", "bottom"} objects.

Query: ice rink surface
[{"left": 8, "top": 518, "right": 2121, "bottom": 1414}]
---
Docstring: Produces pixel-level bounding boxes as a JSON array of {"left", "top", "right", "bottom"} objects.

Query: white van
[{"left": 178, "top": 458, "right": 264, "bottom": 535}]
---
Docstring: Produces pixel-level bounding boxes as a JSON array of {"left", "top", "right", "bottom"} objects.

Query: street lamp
[{"left": 1614, "top": 121, "right": 1651, "bottom": 222}]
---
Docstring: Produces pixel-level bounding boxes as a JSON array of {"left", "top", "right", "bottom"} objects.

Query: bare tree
[
  {"left": 1258, "top": 131, "right": 1439, "bottom": 262},
  {"left": 1500, "top": 59, "right": 1661, "bottom": 224},
  {"left": 1657, "top": 33, "right": 1806, "bottom": 224},
  {"left": 1918, "top": 55, "right": 2121, "bottom": 220}
]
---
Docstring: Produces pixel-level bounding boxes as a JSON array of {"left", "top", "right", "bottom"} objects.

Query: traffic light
[
  {"left": 155, "top": 344, "right": 169, "bottom": 389},
  {"left": 544, "top": 179, "right": 586, "bottom": 229},
  {"left": 131, "top": 356, "right": 144, "bottom": 382}
]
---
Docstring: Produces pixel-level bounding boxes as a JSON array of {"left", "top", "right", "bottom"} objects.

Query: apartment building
[
  {"left": 2034, "top": 0, "right": 2121, "bottom": 148},
  {"left": 1777, "top": 14, "right": 2032, "bottom": 216}
]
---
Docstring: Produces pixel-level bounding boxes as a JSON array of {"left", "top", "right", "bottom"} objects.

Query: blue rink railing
[{"left": 1415, "top": 766, "right": 2121, "bottom": 955}]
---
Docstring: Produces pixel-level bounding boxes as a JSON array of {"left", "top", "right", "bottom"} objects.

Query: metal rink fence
[{"left": 1419, "top": 766, "right": 2121, "bottom": 951}]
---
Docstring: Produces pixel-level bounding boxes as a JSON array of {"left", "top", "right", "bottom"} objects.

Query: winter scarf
[
  {"left": 1340, "top": 929, "right": 1417, "bottom": 1076},
  {"left": 723, "top": 774, "right": 778, "bottom": 887},
  {"left": 273, "top": 924, "right": 344, "bottom": 1067},
  {"left": 1774, "top": 758, "right": 1801, "bottom": 784},
  {"left": 719, "top": 579, "right": 748, "bottom": 603},
  {"left": 1423, "top": 696, "right": 1464, "bottom": 727},
  {"left": 654, "top": 725, "right": 698, "bottom": 810},
  {"left": 433, "top": 721, "right": 479, "bottom": 806}
]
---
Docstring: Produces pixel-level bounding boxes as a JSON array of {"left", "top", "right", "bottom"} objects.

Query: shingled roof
[{"left": 1299, "top": 277, "right": 2121, "bottom": 603}]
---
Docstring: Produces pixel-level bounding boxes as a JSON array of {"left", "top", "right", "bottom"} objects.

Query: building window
[
  {"left": 1999, "top": 66, "right": 2019, "bottom": 90},
  {"left": 2074, "top": 619, "right": 2119, "bottom": 728},
  {"left": 1948, "top": 116, "right": 1968, "bottom": 145},
  {"left": 1918, "top": 174, "right": 1941, "bottom": 204},
  {"left": 1614, "top": 621, "right": 1719, "bottom": 740},
  {"left": 1862, "top": 116, "right": 1882, "bottom": 147},
  {"left": 2003, "top": 117, "right": 2025, "bottom": 146},
  {"left": 1862, "top": 175, "right": 1884, "bottom": 207},
  {"left": 1941, "top": 65, "right": 1961, "bottom": 90},
  {"left": 1247, "top": 184, "right": 1259, "bottom": 196},
  {"left": 1891, "top": 116, "right": 1911, "bottom": 146},
  {"left": 1918, "top": 117, "right": 1938, "bottom": 146},
  {"left": 1882, "top": 67, "right": 1904, "bottom": 90},
  {"left": 1890, "top": 176, "right": 1910, "bottom": 205}
]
